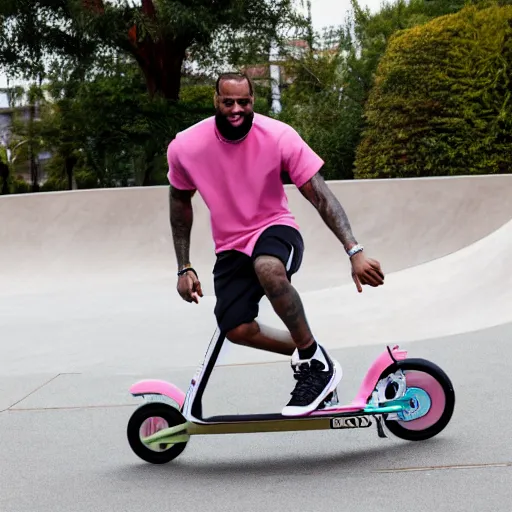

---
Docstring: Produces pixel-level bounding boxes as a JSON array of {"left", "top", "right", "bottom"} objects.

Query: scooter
[{"left": 126, "top": 328, "right": 455, "bottom": 464}]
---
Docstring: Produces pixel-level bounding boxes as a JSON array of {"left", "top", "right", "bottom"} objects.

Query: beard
[{"left": 215, "top": 110, "right": 254, "bottom": 142}]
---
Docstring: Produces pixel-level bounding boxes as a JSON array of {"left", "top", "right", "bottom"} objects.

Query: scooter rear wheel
[
  {"left": 127, "top": 402, "right": 188, "bottom": 464},
  {"left": 380, "top": 358, "right": 455, "bottom": 441}
]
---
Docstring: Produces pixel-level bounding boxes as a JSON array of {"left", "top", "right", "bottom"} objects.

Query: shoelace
[{"left": 290, "top": 361, "right": 327, "bottom": 400}]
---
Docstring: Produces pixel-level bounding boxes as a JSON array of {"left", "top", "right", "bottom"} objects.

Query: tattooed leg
[{"left": 253, "top": 255, "right": 314, "bottom": 349}]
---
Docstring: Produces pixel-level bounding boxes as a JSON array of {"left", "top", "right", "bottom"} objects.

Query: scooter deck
[
  {"left": 201, "top": 411, "right": 360, "bottom": 423},
  {"left": 196, "top": 403, "right": 401, "bottom": 424},
  {"left": 143, "top": 403, "right": 398, "bottom": 443}
]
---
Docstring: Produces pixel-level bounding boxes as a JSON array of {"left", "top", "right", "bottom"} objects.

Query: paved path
[
  {"left": 1, "top": 175, "right": 512, "bottom": 511},
  {"left": 1, "top": 325, "right": 511, "bottom": 512}
]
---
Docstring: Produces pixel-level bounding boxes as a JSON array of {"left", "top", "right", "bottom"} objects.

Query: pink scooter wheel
[{"left": 381, "top": 358, "right": 455, "bottom": 441}]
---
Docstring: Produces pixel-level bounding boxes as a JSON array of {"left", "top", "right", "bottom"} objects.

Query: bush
[
  {"left": 40, "top": 178, "right": 67, "bottom": 192},
  {"left": 279, "top": 95, "right": 363, "bottom": 181},
  {"left": 0, "top": 145, "right": 31, "bottom": 194},
  {"left": 10, "top": 176, "right": 31, "bottom": 194},
  {"left": 277, "top": 43, "right": 362, "bottom": 181},
  {"left": 354, "top": 2, "right": 512, "bottom": 178},
  {"left": 180, "top": 84, "right": 215, "bottom": 108}
]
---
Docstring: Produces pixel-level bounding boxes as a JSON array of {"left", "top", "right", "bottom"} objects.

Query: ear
[{"left": 213, "top": 92, "right": 219, "bottom": 108}]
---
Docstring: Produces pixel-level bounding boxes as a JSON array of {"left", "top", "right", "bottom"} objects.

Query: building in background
[{"left": 0, "top": 87, "right": 52, "bottom": 190}]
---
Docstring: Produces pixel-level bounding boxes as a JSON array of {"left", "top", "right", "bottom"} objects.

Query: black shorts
[{"left": 213, "top": 225, "right": 304, "bottom": 334}]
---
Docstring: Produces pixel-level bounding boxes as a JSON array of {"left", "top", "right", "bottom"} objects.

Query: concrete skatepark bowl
[{"left": 1, "top": 174, "right": 512, "bottom": 511}]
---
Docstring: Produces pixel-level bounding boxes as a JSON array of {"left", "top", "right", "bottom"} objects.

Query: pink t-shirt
[{"left": 167, "top": 113, "right": 324, "bottom": 255}]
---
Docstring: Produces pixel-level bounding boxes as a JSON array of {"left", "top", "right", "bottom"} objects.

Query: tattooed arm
[
  {"left": 298, "top": 172, "right": 358, "bottom": 252},
  {"left": 299, "top": 172, "right": 385, "bottom": 291},
  {"left": 169, "top": 185, "right": 195, "bottom": 270},
  {"left": 169, "top": 185, "right": 203, "bottom": 303}
]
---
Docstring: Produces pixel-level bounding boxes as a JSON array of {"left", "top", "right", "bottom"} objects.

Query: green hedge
[{"left": 354, "top": 3, "right": 512, "bottom": 178}]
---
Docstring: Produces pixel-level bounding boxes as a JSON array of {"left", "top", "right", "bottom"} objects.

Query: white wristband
[{"left": 347, "top": 244, "right": 364, "bottom": 258}]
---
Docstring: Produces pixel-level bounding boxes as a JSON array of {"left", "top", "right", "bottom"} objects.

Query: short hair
[{"left": 215, "top": 72, "right": 254, "bottom": 96}]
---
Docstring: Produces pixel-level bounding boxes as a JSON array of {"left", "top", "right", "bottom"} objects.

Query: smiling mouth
[{"left": 228, "top": 115, "right": 244, "bottom": 125}]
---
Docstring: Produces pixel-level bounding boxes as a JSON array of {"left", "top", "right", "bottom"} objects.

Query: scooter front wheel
[
  {"left": 380, "top": 358, "right": 455, "bottom": 441},
  {"left": 127, "top": 402, "right": 188, "bottom": 464}
]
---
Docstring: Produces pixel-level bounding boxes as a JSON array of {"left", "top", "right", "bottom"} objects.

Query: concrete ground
[
  {"left": 1, "top": 175, "right": 512, "bottom": 511},
  {"left": 1, "top": 325, "right": 511, "bottom": 512}
]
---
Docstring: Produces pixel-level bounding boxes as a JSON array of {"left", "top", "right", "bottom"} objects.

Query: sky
[
  {"left": 0, "top": 0, "right": 390, "bottom": 92},
  {"left": 309, "top": 0, "right": 389, "bottom": 29}
]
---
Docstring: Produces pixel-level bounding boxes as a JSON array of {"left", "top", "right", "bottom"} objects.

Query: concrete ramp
[
  {"left": 2, "top": 174, "right": 512, "bottom": 293},
  {"left": 267, "top": 215, "right": 512, "bottom": 348},
  {"left": 1, "top": 174, "right": 512, "bottom": 373}
]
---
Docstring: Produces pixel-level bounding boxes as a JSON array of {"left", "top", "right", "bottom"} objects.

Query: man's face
[{"left": 215, "top": 79, "right": 254, "bottom": 127}]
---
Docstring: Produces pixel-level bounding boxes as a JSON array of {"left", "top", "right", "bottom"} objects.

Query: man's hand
[
  {"left": 297, "top": 173, "right": 384, "bottom": 293},
  {"left": 350, "top": 252, "right": 385, "bottom": 293},
  {"left": 177, "top": 270, "right": 203, "bottom": 303}
]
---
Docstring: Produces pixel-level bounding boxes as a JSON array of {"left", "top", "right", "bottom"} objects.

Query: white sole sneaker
[{"left": 281, "top": 359, "right": 343, "bottom": 417}]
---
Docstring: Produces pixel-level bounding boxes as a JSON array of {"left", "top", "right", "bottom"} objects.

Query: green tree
[
  {"left": 276, "top": 0, "right": 475, "bottom": 180},
  {"left": 344, "top": 0, "right": 474, "bottom": 106},
  {"left": 277, "top": 28, "right": 361, "bottom": 180},
  {"left": 39, "top": 56, "right": 224, "bottom": 189},
  {"left": 354, "top": 2, "right": 512, "bottom": 178},
  {"left": 1, "top": 0, "right": 306, "bottom": 190},
  {"left": 2, "top": 83, "right": 50, "bottom": 192},
  {"left": 0, "top": 0, "right": 306, "bottom": 101}
]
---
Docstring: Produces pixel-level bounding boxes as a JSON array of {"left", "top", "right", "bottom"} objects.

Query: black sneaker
[{"left": 281, "top": 344, "right": 343, "bottom": 417}]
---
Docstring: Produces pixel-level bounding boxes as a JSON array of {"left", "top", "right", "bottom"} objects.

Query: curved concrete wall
[
  {"left": 1, "top": 174, "right": 512, "bottom": 294},
  {"left": 2, "top": 174, "right": 512, "bottom": 372}
]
